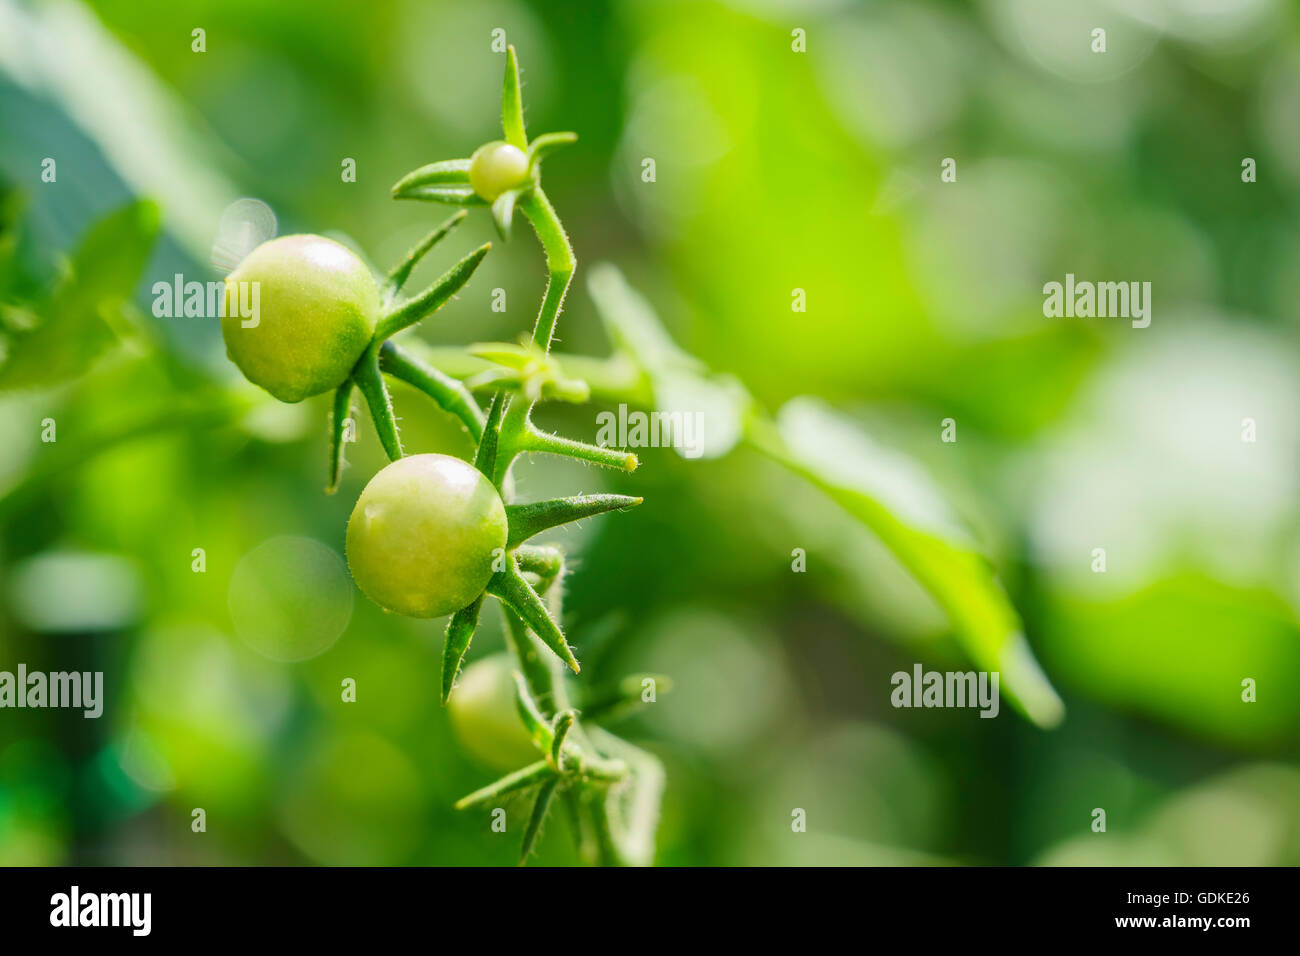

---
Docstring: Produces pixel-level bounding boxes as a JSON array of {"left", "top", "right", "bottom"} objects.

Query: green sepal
[
  {"left": 528, "top": 131, "right": 577, "bottom": 169},
  {"left": 376, "top": 241, "right": 491, "bottom": 340},
  {"left": 466, "top": 341, "right": 535, "bottom": 369},
  {"left": 465, "top": 340, "right": 591, "bottom": 403},
  {"left": 391, "top": 159, "right": 473, "bottom": 197},
  {"left": 550, "top": 710, "right": 576, "bottom": 771},
  {"left": 383, "top": 210, "right": 467, "bottom": 305},
  {"left": 518, "top": 776, "right": 558, "bottom": 866},
  {"left": 502, "top": 46, "right": 527, "bottom": 150},
  {"left": 454, "top": 760, "right": 553, "bottom": 810},
  {"left": 522, "top": 423, "right": 639, "bottom": 472},
  {"left": 440, "top": 594, "right": 486, "bottom": 704},
  {"left": 513, "top": 670, "right": 554, "bottom": 751},
  {"left": 514, "top": 544, "right": 564, "bottom": 582},
  {"left": 506, "top": 494, "right": 642, "bottom": 549},
  {"left": 491, "top": 189, "right": 519, "bottom": 240},
  {"left": 326, "top": 379, "right": 355, "bottom": 494},
  {"left": 473, "top": 390, "right": 506, "bottom": 481},
  {"left": 394, "top": 184, "right": 487, "bottom": 206},
  {"left": 487, "top": 557, "right": 579, "bottom": 674},
  {"left": 353, "top": 346, "right": 402, "bottom": 460}
]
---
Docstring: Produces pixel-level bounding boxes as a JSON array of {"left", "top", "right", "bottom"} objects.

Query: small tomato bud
[{"left": 468, "top": 141, "right": 530, "bottom": 201}]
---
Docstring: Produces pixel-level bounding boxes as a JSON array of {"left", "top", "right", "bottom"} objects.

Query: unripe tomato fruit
[
  {"left": 222, "top": 235, "right": 379, "bottom": 403},
  {"left": 468, "top": 141, "right": 530, "bottom": 201},
  {"left": 346, "top": 453, "right": 508, "bottom": 618},
  {"left": 447, "top": 654, "right": 540, "bottom": 769}
]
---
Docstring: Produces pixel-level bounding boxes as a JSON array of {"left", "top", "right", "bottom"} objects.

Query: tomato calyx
[
  {"left": 390, "top": 46, "right": 577, "bottom": 243},
  {"left": 324, "top": 214, "right": 492, "bottom": 493}
]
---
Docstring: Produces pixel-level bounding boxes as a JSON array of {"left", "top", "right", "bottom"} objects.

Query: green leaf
[
  {"left": 501, "top": 46, "right": 527, "bottom": 150},
  {"left": 0, "top": 200, "right": 160, "bottom": 390},
  {"left": 756, "top": 398, "right": 1065, "bottom": 729},
  {"left": 587, "top": 262, "right": 751, "bottom": 459}
]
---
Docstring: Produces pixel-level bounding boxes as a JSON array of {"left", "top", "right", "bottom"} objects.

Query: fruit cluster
[{"left": 220, "top": 48, "right": 661, "bottom": 866}]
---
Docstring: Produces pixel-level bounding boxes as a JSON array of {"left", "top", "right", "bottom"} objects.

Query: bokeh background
[{"left": 3, "top": 0, "right": 1300, "bottom": 866}]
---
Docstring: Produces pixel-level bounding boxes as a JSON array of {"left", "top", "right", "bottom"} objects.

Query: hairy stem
[
  {"left": 379, "top": 340, "right": 483, "bottom": 441},
  {"left": 519, "top": 188, "right": 574, "bottom": 351}
]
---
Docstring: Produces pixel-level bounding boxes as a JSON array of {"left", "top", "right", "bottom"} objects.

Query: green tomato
[
  {"left": 447, "top": 654, "right": 540, "bottom": 770},
  {"left": 468, "top": 141, "right": 530, "bottom": 201},
  {"left": 346, "top": 453, "right": 508, "bottom": 618},
  {"left": 222, "top": 234, "right": 379, "bottom": 403}
]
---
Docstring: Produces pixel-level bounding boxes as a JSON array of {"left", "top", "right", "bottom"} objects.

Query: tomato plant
[
  {"left": 219, "top": 48, "right": 662, "bottom": 866},
  {"left": 217, "top": 46, "right": 1064, "bottom": 868}
]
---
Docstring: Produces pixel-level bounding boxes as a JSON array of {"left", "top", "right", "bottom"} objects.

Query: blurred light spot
[
  {"left": 1148, "top": 0, "right": 1282, "bottom": 52},
  {"left": 632, "top": 608, "right": 791, "bottom": 755},
  {"left": 718, "top": 0, "right": 853, "bottom": 20},
  {"left": 1022, "top": 321, "right": 1300, "bottom": 595},
  {"left": 905, "top": 159, "right": 1074, "bottom": 337},
  {"left": 87, "top": 743, "right": 162, "bottom": 822},
  {"left": 131, "top": 625, "right": 290, "bottom": 751},
  {"left": 228, "top": 536, "right": 353, "bottom": 662},
  {"left": 818, "top": 5, "right": 972, "bottom": 150},
  {"left": 1258, "top": 51, "right": 1300, "bottom": 190},
  {"left": 0, "top": 394, "right": 42, "bottom": 497},
  {"left": 982, "top": 62, "right": 1142, "bottom": 155},
  {"left": 613, "top": 73, "right": 732, "bottom": 238},
  {"left": 758, "top": 723, "right": 946, "bottom": 849},
  {"left": 114, "top": 727, "right": 176, "bottom": 794},
  {"left": 211, "top": 198, "right": 277, "bottom": 274},
  {"left": 279, "top": 733, "right": 423, "bottom": 865},
  {"left": 1038, "top": 764, "right": 1300, "bottom": 864},
  {"left": 8, "top": 551, "right": 143, "bottom": 633},
  {"left": 983, "top": 0, "right": 1160, "bottom": 83},
  {"left": 399, "top": 0, "right": 550, "bottom": 141},
  {"left": 237, "top": 394, "right": 314, "bottom": 444}
]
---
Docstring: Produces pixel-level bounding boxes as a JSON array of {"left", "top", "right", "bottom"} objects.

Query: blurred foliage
[{"left": 2, "top": 0, "right": 1300, "bottom": 866}]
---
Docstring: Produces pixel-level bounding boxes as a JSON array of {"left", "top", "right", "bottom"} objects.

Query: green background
[{"left": 2, "top": 0, "right": 1299, "bottom": 865}]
